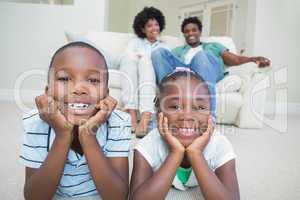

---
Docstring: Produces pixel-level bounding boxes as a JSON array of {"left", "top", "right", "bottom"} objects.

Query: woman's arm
[
  {"left": 80, "top": 135, "right": 129, "bottom": 200},
  {"left": 222, "top": 51, "right": 270, "bottom": 68},
  {"left": 187, "top": 152, "right": 240, "bottom": 200},
  {"left": 130, "top": 150, "right": 184, "bottom": 200},
  {"left": 24, "top": 136, "right": 71, "bottom": 200}
]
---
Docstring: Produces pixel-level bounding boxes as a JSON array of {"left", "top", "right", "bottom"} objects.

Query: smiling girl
[{"left": 130, "top": 70, "right": 240, "bottom": 200}]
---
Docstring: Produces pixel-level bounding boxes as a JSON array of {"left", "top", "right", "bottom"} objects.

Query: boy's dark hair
[
  {"left": 48, "top": 41, "right": 108, "bottom": 84},
  {"left": 181, "top": 17, "right": 203, "bottom": 33},
  {"left": 133, "top": 6, "right": 165, "bottom": 38},
  {"left": 155, "top": 70, "right": 210, "bottom": 108}
]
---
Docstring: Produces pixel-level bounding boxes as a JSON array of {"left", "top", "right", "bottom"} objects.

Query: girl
[
  {"left": 130, "top": 70, "right": 240, "bottom": 200},
  {"left": 119, "top": 7, "right": 169, "bottom": 137}
]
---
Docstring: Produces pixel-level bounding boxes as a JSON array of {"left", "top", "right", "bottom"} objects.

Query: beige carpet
[{"left": 1, "top": 102, "right": 299, "bottom": 200}]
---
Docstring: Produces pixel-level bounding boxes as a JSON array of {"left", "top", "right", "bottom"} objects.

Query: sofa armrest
[{"left": 235, "top": 64, "right": 271, "bottom": 128}]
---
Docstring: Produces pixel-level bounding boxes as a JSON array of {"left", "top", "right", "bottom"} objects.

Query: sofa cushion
[
  {"left": 216, "top": 74, "right": 242, "bottom": 93},
  {"left": 201, "top": 36, "right": 237, "bottom": 54},
  {"left": 108, "top": 69, "right": 122, "bottom": 88},
  {"left": 65, "top": 31, "right": 135, "bottom": 69}
]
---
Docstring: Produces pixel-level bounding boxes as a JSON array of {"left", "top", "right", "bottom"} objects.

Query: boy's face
[
  {"left": 160, "top": 77, "right": 210, "bottom": 147},
  {"left": 183, "top": 23, "right": 201, "bottom": 47},
  {"left": 48, "top": 47, "right": 108, "bottom": 125}
]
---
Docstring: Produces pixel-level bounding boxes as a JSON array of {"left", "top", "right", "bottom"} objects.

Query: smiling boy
[{"left": 20, "top": 42, "right": 131, "bottom": 200}]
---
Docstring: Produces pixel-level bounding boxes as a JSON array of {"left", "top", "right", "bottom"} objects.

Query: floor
[{"left": 0, "top": 102, "right": 299, "bottom": 200}]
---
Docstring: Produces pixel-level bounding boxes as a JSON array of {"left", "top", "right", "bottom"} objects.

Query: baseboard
[{"left": 265, "top": 101, "right": 300, "bottom": 115}]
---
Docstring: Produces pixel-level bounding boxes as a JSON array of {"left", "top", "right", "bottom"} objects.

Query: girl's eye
[
  {"left": 57, "top": 76, "right": 70, "bottom": 82},
  {"left": 87, "top": 78, "right": 100, "bottom": 84},
  {"left": 168, "top": 105, "right": 181, "bottom": 111},
  {"left": 197, "top": 106, "right": 207, "bottom": 110}
]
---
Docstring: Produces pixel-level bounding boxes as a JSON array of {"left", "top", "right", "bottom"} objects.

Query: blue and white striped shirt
[{"left": 19, "top": 109, "right": 132, "bottom": 198}]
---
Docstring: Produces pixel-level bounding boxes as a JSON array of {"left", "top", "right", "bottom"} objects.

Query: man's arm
[{"left": 222, "top": 51, "right": 270, "bottom": 68}]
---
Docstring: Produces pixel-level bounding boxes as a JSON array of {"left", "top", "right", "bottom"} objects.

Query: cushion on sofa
[{"left": 216, "top": 74, "right": 242, "bottom": 93}]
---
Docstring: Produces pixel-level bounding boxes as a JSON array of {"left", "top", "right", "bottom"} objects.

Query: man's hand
[
  {"left": 186, "top": 116, "right": 214, "bottom": 155},
  {"left": 251, "top": 56, "right": 271, "bottom": 68},
  {"left": 35, "top": 94, "right": 73, "bottom": 141},
  {"left": 158, "top": 112, "right": 185, "bottom": 155},
  {"left": 78, "top": 96, "right": 117, "bottom": 141}
]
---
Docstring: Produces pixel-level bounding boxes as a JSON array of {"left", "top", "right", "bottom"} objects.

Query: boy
[{"left": 20, "top": 42, "right": 131, "bottom": 200}]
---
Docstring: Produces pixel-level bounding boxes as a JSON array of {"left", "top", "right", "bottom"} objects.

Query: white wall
[
  {"left": 249, "top": 0, "right": 300, "bottom": 104},
  {"left": 108, "top": 0, "right": 249, "bottom": 53},
  {"left": 0, "top": 0, "right": 108, "bottom": 101}
]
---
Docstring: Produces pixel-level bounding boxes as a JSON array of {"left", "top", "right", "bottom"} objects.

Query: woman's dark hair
[
  {"left": 133, "top": 6, "right": 165, "bottom": 38},
  {"left": 181, "top": 17, "right": 203, "bottom": 33},
  {"left": 48, "top": 41, "right": 108, "bottom": 83}
]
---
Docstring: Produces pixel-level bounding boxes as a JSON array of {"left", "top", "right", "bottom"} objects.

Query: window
[{"left": 179, "top": 0, "right": 235, "bottom": 37}]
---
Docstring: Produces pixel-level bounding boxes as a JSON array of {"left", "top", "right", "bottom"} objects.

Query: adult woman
[{"left": 120, "top": 7, "right": 168, "bottom": 137}]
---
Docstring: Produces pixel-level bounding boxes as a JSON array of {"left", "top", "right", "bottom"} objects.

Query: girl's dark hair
[
  {"left": 181, "top": 17, "right": 203, "bottom": 33},
  {"left": 133, "top": 6, "right": 165, "bottom": 38},
  {"left": 154, "top": 70, "right": 210, "bottom": 108},
  {"left": 48, "top": 41, "right": 108, "bottom": 84}
]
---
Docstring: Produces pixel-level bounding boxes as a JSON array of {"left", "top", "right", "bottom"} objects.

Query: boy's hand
[
  {"left": 252, "top": 56, "right": 271, "bottom": 68},
  {"left": 35, "top": 94, "right": 73, "bottom": 141},
  {"left": 158, "top": 112, "right": 185, "bottom": 155},
  {"left": 78, "top": 95, "right": 117, "bottom": 139},
  {"left": 186, "top": 116, "right": 214, "bottom": 155}
]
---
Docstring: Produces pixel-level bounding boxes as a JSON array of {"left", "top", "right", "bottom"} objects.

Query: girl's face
[
  {"left": 142, "top": 19, "right": 161, "bottom": 41},
  {"left": 47, "top": 47, "right": 108, "bottom": 125},
  {"left": 159, "top": 76, "right": 210, "bottom": 147}
]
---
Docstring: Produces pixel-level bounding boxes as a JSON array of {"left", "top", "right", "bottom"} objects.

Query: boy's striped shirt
[{"left": 19, "top": 109, "right": 132, "bottom": 198}]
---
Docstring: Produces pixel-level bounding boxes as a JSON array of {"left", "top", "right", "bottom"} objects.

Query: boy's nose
[{"left": 71, "top": 82, "right": 88, "bottom": 95}]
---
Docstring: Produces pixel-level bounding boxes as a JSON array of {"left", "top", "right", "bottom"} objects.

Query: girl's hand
[
  {"left": 35, "top": 94, "right": 73, "bottom": 141},
  {"left": 78, "top": 95, "right": 117, "bottom": 140},
  {"left": 186, "top": 116, "right": 214, "bottom": 155},
  {"left": 158, "top": 112, "right": 185, "bottom": 155},
  {"left": 252, "top": 56, "right": 271, "bottom": 68}
]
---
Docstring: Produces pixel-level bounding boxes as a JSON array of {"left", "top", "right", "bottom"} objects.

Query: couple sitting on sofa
[{"left": 120, "top": 7, "right": 270, "bottom": 137}]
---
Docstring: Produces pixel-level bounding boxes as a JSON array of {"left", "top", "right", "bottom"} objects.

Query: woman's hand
[
  {"left": 186, "top": 116, "right": 214, "bottom": 155},
  {"left": 158, "top": 112, "right": 185, "bottom": 155},
  {"left": 251, "top": 56, "right": 271, "bottom": 68},
  {"left": 78, "top": 96, "right": 117, "bottom": 141},
  {"left": 35, "top": 94, "right": 73, "bottom": 141}
]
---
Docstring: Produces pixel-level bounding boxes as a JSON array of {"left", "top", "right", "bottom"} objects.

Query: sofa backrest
[{"left": 65, "top": 31, "right": 237, "bottom": 69}]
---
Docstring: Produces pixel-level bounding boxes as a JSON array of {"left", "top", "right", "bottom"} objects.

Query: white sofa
[{"left": 66, "top": 31, "right": 269, "bottom": 128}]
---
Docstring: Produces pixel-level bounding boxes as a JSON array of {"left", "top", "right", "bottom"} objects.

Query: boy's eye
[
  {"left": 57, "top": 76, "right": 70, "bottom": 82},
  {"left": 87, "top": 78, "right": 100, "bottom": 84}
]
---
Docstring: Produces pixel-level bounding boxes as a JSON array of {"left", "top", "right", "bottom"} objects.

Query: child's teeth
[
  {"left": 179, "top": 128, "right": 197, "bottom": 136},
  {"left": 68, "top": 103, "right": 90, "bottom": 109}
]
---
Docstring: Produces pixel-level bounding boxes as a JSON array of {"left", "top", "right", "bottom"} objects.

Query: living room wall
[
  {"left": 0, "top": 0, "right": 108, "bottom": 102},
  {"left": 249, "top": 0, "right": 300, "bottom": 106},
  {"left": 108, "top": 0, "right": 249, "bottom": 54}
]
